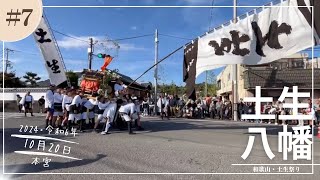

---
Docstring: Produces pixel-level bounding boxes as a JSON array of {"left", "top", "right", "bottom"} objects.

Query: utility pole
[
  {"left": 232, "top": 0, "right": 238, "bottom": 121},
  {"left": 4, "top": 48, "right": 13, "bottom": 74},
  {"left": 88, "top": 38, "right": 93, "bottom": 70},
  {"left": 154, "top": 29, "right": 159, "bottom": 114}
]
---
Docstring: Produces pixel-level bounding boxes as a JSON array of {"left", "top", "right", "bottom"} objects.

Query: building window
[{"left": 228, "top": 73, "right": 231, "bottom": 80}]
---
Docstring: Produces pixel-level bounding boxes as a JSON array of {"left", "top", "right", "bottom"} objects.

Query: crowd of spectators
[{"left": 139, "top": 94, "right": 320, "bottom": 126}]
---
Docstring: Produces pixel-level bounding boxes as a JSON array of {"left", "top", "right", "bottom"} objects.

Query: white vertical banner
[{"left": 33, "top": 17, "right": 67, "bottom": 86}]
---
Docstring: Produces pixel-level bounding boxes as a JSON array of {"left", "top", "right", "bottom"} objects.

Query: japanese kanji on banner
[
  {"left": 183, "top": 0, "right": 320, "bottom": 99},
  {"left": 33, "top": 16, "right": 67, "bottom": 86}
]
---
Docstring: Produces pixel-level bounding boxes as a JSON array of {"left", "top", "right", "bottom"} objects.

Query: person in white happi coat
[
  {"left": 87, "top": 95, "right": 97, "bottom": 128},
  {"left": 100, "top": 98, "right": 118, "bottom": 135},
  {"left": 119, "top": 99, "right": 144, "bottom": 134},
  {"left": 93, "top": 96, "right": 110, "bottom": 132},
  {"left": 114, "top": 79, "right": 128, "bottom": 97},
  {"left": 68, "top": 89, "right": 83, "bottom": 131},
  {"left": 20, "top": 91, "right": 34, "bottom": 117},
  {"left": 62, "top": 90, "right": 73, "bottom": 127},
  {"left": 80, "top": 95, "right": 96, "bottom": 130},
  {"left": 77, "top": 91, "right": 87, "bottom": 132},
  {"left": 157, "top": 95, "right": 169, "bottom": 120},
  {"left": 45, "top": 84, "right": 56, "bottom": 127},
  {"left": 133, "top": 98, "right": 144, "bottom": 130},
  {"left": 52, "top": 88, "right": 64, "bottom": 128}
]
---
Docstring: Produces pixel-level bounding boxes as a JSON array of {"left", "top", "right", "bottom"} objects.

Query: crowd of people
[
  {"left": 16, "top": 86, "right": 320, "bottom": 134},
  {"left": 17, "top": 80, "right": 145, "bottom": 135},
  {"left": 137, "top": 94, "right": 320, "bottom": 127}
]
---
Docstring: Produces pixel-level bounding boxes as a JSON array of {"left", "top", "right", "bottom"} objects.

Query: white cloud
[
  {"left": 64, "top": 59, "right": 88, "bottom": 70},
  {"left": 130, "top": 26, "right": 138, "bottom": 30},
  {"left": 57, "top": 35, "right": 146, "bottom": 51},
  {"left": 64, "top": 59, "right": 87, "bottom": 65},
  {"left": 35, "top": 73, "right": 49, "bottom": 80},
  {"left": 57, "top": 35, "right": 89, "bottom": 49},
  {"left": 10, "top": 58, "right": 23, "bottom": 64},
  {"left": 64, "top": 59, "right": 88, "bottom": 71},
  {"left": 119, "top": 43, "right": 146, "bottom": 51}
]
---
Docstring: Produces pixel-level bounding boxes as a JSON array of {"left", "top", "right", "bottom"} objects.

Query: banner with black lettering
[
  {"left": 183, "top": 40, "right": 198, "bottom": 100},
  {"left": 33, "top": 17, "right": 67, "bottom": 86},
  {"left": 193, "top": 0, "right": 319, "bottom": 78}
]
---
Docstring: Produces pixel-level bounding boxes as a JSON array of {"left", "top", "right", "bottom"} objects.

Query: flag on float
[
  {"left": 183, "top": 0, "right": 320, "bottom": 99},
  {"left": 33, "top": 16, "right": 67, "bottom": 86}
]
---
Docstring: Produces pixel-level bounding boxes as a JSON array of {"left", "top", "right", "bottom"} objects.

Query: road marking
[
  {"left": 11, "top": 134, "right": 79, "bottom": 144},
  {"left": 14, "top": 151, "right": 82, "bottom": 160}
]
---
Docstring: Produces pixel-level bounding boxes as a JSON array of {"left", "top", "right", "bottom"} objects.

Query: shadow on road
[
  {"left": 142, "top": 119, "right": 255, "bottom": 132},
  {"left": 140, "top": 119, "right": 320, "bottom": 137},
  {"left": 3, "top": 154, "right": 106, "bottom": 178}
]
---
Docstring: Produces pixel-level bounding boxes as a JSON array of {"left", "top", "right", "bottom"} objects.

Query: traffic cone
[{"left": 317, "top": 127, "right": 320, "bottom": 139}]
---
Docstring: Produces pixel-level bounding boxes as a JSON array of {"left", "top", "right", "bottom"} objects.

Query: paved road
[{"left": 1, "top": 113, "right": 320, "bottom": 180}]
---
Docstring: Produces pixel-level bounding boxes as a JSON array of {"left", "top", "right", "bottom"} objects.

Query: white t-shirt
[
  {"left": 308, "top": 108, "right": 317, "bottom": 120},
  {"left": 157, "top": 98, "right": 164, "bottom": 109},
  {"left": 89, "top": 98, "right": 97, "bottom": 106},
  {"left": 45, "top": 90, "right": 54, "bottom": 108},
  {"left": 84, "top": 99, "right": 95, "bottom": 109},
  {"left": 119, "top": 103, "right": 136, "bottom": 114},
  {"left": 25, "top": 95, "right": 33, "bottom": 102},
  {"left": 20, "top": 95, "right": 33, "bottom": 105},
  {"left": 54, "top": 93, "right": 63, "bottom": 103},
  {"left": 114, "top": 83, "right": 127, "bottom": 96},
  {"left": 62, "top": 95, "right": 73, "bottom": 111},
  {"left": 98, "top": 101, "right": 110, "bottom": 110},
  {"left": 71, "top": 95, "right": 82, "bottom": 106}
]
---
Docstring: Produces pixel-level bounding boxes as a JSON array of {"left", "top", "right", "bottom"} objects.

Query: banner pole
[
  {"left": 154, "top": 29, "right": 159, "bottom": 115},
  {"left": 232, "top": 0, "right": 239, "bottom": 121},
  {"left": 129, "top": 46, "right": 183, "bottom": 88}
]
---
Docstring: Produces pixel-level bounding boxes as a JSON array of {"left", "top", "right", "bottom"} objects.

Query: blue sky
[{"left": 2, "top": 0, "right": 319, "bottom": 86}]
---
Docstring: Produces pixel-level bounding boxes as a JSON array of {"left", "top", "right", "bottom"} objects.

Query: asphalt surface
[{"left": 1, "top": 112, "right": 320, "bottom": 180}]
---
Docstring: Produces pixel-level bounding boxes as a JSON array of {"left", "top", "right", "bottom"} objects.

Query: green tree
[
  {"left": 177, "top": 86, "right": 186, "bottom": 96},
  {"left": 207, "top": 70, "right": 217, "bottom": 96},
  {"left": 167, "top": 81, "right": 177, "bottom": 95},
  {"left": 23, "top": 72, "right": 41, "bottom": 87},
  {"left": 66, "top": 71, "right": 79, "bottom": 88},
  {"left": 0, "top": 72, "right": 25, "bottom": 88}
]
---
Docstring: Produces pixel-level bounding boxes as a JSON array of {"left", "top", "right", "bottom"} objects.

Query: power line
[
  {"left": 159, "top": 33, "right": 192, "bottom": 40},
  {"left": 53, "top": 28, "right": 153, "bottom": 43},
  {"left": 129, "top": 45, "right": 184, "bottom": 87},
  {"left": 8, "top": 48, "right": 88, "bottom": 61},
  {"left": 102, "top": 34, "right": 153, "bottom": 42},
  {"left": 10, "top": 49, "right": 39, "bottom": 56},
  {"left": 52, "top": 29, "right": 89, "bottom": 42}
]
